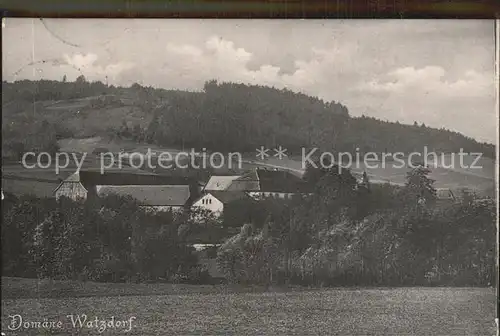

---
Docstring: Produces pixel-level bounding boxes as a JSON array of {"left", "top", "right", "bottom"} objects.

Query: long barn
[{"left": 53, "top": 170, "right": 203, "bottom": 206}]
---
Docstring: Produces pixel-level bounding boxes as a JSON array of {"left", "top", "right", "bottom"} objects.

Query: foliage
[
  {"left": 2, "top": 79, "right": 494, "bottom": 161},
  {"left": 1, "top": 194, "right": 58, "bottom": 277},
  {"left": 217, "top": 166, "right": 497, "bottom": 287},
  {"left": 404, "top": 165, "right": 437, "bottom": 204},
  {"left": 2, "top": 76, "right": 496, "bottom": 287},
  {"left": 2, "top": 194, "right": 202, "bottom": 283}
]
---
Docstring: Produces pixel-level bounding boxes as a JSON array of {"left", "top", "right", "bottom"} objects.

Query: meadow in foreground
[{"left": 1, "top": 279, "right": 496, "bottom": 336}]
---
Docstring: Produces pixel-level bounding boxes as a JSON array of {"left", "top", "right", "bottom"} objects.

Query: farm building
[
  {"left": 96, "top": 185, "right": 191, "bottom": 213},
  {"left": 191, "top": 191, "right": 249, "bottom": 217},
  {"left": 77, "top": 171, "right": 202, "bottom": 197},
  {"left": 218, "top": 168, "right": 312, "bottom": 198},
  {"left": 226, "top": 169, "right": 261, "bottom": 191},
  {"left": 54, "top": 171, "right": 88, "bottom": 201},
  {"left": 203, "top": 175, "right": 241, "bottom": 192},
  {"left": 193, "top": 168, "right": 312, "bottom": 216},
  {"left": 245, "top": 168, "right": 312, "bottom": 200},
  {"left": 51, "top": 169, "right": 203, "bottom": 207}
]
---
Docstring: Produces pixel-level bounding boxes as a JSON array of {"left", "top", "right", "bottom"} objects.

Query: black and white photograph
[{"left": 1, "top": 18, "right": 498, "bottom": 335}]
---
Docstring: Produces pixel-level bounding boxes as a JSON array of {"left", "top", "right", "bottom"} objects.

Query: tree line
[
  {"left": 1, "top": 194, "right": 217, "bottom": 284},
  {"left": 1, "top": 164, "right": 496, "bottom": 287},
  {"left": 2, "top": 78, "right": 495, "bottom": 161},
  {"left": 216, "top": 164, "right": 496, "bottom": 287}
]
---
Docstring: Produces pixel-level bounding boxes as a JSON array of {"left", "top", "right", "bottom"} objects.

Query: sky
[{"left": 2, "top": 19, "right": 497, "bottom": 143}]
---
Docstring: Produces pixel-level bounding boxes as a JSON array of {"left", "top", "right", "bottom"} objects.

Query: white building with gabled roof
[
  {"left": 191, "top": 191, "right": 248, "bottom": 218},
  {"left": 54, "top": 171, "right": 88, "bottom": 201}
]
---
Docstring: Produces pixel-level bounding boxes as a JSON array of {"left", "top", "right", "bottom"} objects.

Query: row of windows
[
  {"left": 201, "top": 198, "right": 213, "bottom": 205},
  {"left": 260, "top": 192, "right": 293, "bottom": 199}
]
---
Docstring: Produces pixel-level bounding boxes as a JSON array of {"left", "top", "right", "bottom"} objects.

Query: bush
[
  {"left": 3, "top": 195, "right": 205, "bottom": 284},
  {"left": 216, "top": 180, "right": 496, "bottom": 287}
]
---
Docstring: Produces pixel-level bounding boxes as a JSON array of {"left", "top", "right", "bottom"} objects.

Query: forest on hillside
[{"left": 2, "top": 78, "right": 495, "bottom": 160}]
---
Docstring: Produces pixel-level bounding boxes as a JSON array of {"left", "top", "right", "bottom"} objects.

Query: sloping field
[
  {"left": 44, "top": 95, "right": 118, "bottom": 110},
  {"left": 45, "top": 100, "right": 89, "bottom": 111},
  {"left": 2, "top": 167, "right": 74, "bottom": 181},
  {"left": 4, "top": 136, "right": 496, "bottom": 198},
  {"left": 8, "top": 96, "right": 153, "bottom": 138},
  {"left": 2, "top": 153, "right": 155, "bottom": 198},
  {"left": 1, "top": 179, "right": 59, "bottom": 198},
  {"left": 1, "top": 278, "right": 496, "bottom": 335},
  {"left": 57, "top": 136, "right": 104, "bottom": 154},
  {"left": 57, "top": 137, "right": 183, "bottom": 156},
  {"left": 245, "top": 153, "right": 495, "bottom": 195},
  {"left": 43, "top": 105, "right": 151, "bottom": 138}
]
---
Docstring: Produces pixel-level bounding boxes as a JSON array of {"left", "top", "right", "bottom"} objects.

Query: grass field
[
  {"left": 2, "top": 135, "right": 496, "bottom": 199},
  {"left": 33, "top": 97, "right": 153, "bottom": 138},
  {"left": 242, "top": 153, "right": 495, "bottom": 196},
  {"left": 1, "top": 277, "right": 496, "bottom": 335},
  {"left": 1, "top": 179, "right": 60, "bottom": 198}
]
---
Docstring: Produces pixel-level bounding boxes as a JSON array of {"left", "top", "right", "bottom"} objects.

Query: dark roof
[
  {"left": 224, "top": 168, "right": 311, "bottom": 193},
  {"left": 78, "top": 171, "right": 195, "bottom": 186},
  {"left": 73, "top": 171, "right": 202, "bottom": 205},
  {"left": 236, "top": 169, "right": 258, "bottom": 182},
  {"left": 209, "top": 191, "right": 249, "bottom": 204},
  {"left": 256, "top": 168, "right": 310, "bottom": 193},
  {"left": 96, "top": 185, "right": 190, "bottom": 206},
  {"left": 226, "top": 170, "right": 259, "bottom": 191}
]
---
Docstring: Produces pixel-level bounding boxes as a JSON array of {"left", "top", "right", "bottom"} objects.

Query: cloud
[
  {"left": 58, "top": 46, "right": 496, "bottom": 144},
  {"left": 360, "top": 66, "right": 493, "bottom": 99},
  {"left": 2, "top": 19, "right": 495, "bottom": 143},
  {"left": 160, "top": 36, "right": 356, "bottom": 93},
  {"left": 150, "top": 36, "right": 284, "bottom": 89},
  {"left": 154, "top": 36, "right": 361, "bottom": 102},
  {"left": 354, "top": 66, "right": 495, "bottom": 142},
  {"left": 205, "top": 36, "right": 252, "bottom": 65},
  {"left": 63, "top": 53, "right": 135, "bottom": 82},
  {"left": 120, "top": 36, "right": 495, "bottom": 143}
]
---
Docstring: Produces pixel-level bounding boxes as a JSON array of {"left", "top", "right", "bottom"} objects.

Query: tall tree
[
  {"left": 75, "top": 75, "right": 86, "bottom": 84},
  {"left": 405, "top": 165, "right": 437, "bottom": 203}
]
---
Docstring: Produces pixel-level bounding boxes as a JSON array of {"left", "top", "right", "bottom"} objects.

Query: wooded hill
[{"left": 2, "top": 78, "right": 495, "bottom": 159}]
